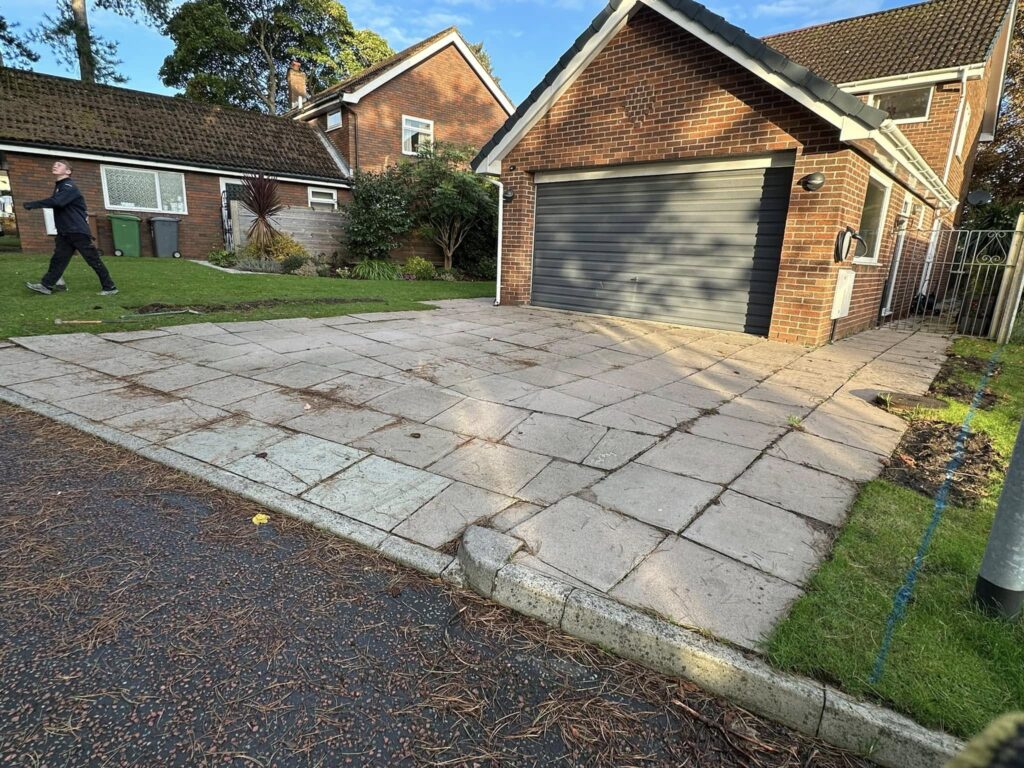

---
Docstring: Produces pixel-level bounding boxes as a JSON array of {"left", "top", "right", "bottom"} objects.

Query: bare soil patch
[{"left": 931, "top": 354, "right": 999, "bottom": 409}]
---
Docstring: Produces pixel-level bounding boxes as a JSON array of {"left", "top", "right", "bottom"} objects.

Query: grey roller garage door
[{"left": 531, "top": 163, "right": 794, "bottom": 335}]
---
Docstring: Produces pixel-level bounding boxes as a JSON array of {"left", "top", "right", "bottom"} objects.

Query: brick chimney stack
[{"left": 287, "top": 60, "right": 307, "bottom": 109}]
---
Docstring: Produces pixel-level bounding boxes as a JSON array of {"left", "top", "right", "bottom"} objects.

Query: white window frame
[
  {"left": 869, "top": 86, "right": 933, "bottom": 125},
  {"left": 853, "top": 169, "right": 894, "bottom": 266},
  {"left": 326, "top": 110, "right": 342, "bottom": 132},
  {"left": 956, "top": 103, "right": 972, "bottom": 158},
  {"left": 100, "top": 164, "right": 188, "bottom": 214},
  {"left": 401, "top": 115, "right": 434, "bottom": 156},
  {"left": 307, "top": 186, "right": 337, "bottom": 211}
]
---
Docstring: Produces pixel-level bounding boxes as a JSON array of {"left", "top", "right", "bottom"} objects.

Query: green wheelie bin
[{"left": 108, "top": 213, "right": 141, "bottom": 257}]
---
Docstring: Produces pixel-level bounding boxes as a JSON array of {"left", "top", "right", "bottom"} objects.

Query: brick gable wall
[{"left": 498, "top": 6, "right": 928, "bottom": 346}]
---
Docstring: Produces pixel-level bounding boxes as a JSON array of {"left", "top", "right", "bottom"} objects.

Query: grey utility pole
[{"left": 975, "top": 420, "right": 1024, "bottom": 619}]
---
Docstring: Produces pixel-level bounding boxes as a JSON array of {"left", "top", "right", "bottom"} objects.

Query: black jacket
[{"left": 24, "top": 177, "right": 91, "bottom": 235}]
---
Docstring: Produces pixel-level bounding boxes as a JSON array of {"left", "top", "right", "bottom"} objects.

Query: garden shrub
[
  {"left": 293, "top": 260, "right": 321, "bottom": 277},
  {"left": 402, "top": 255, "right": 436, "bottom": 280},
  {"left": 207, "top": 249, "right": 237, "bottom": 267},
  {"left": 280, "top": 254, "right": 307, "bottom": 274},
  {"left": 351, "top": 259, "right": 401, "bottom": 280},
  {"left": 345, "top": 168, "right": 413, "bottom": 261},
  {"left": 239, "top": 232, "right": 309, "bottom": 263},
  {"left": 234, "top": 256, "right": 283, "bottom": 273}
]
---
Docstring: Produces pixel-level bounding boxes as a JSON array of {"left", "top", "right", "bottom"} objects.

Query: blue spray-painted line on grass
[{"left": 868, "top": 346, "right": 1003, "bottom": 685}]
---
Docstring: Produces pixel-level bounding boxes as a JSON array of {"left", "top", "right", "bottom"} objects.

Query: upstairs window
[
  {"left": 101, "top": 166, "right": 187, "bottom": 213},
  {"left": 402, "top": 115, "right": 434, "bottom": 155},
  {"left": 869, "top": 87, "right": 932, "bottom": 123},
  {"left": 326, "top": 110, "right": 342, "bottom": 131}
]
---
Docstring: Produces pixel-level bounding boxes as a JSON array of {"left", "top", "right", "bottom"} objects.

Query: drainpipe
[
  {"left": 943, "top": 68, "right": 970, "bottom": 185},
  {"left": 483, "top": 176, "right": 504, "bottom": 306}
]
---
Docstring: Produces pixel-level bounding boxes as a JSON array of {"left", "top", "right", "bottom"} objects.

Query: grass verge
[
  {"left": 768, "top": 337, "right": 1024, "bottom": 739},
  {"left": 0, "top": 253, "right": 493, "bottom": 338}
]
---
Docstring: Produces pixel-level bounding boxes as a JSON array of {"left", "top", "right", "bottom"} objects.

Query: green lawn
[
  {"left": 768, "top": 337, "right": 1024, "bottom": 740},
  {"left": 0, "top": 234, "right": 20, "bottom": 250},
  {"left": 0, "top": 253, "right": 493, "bottom": 339}
]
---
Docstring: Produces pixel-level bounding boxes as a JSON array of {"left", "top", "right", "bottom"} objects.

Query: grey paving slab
[
  {"left": 82, "top": 352, "right": 176, "bottom": 377},
  {"left": 769, "top": 431, "right": 885, "bottom": 483},
  {"left": 303, "top": 455, "right": 450, "bottom": 530},
  {"left": 163, "top": 322, "right": 226, "bottom": 338},
  {"left": 174, "top": 375, "right": 279, "bottom": 407},
  {"left": 131, "top": 363, "right": 228, "bottom": 392},
  {"left": 427, "top": 397, "right": 529, "bottom": 440},
  {"left": 284, "top": 404, "right": 396, "bottom": 444},
  {"left": 684, "top": 491, "right": 833, "bottom": 585},
  {"left": 10, "top": 370, "right": 123, "bottom": 402},
  {"left": 451, "top": 373, "right": 540, "bottom": 403},
  {"left": 0, "top": 358, "right": 84, "bottom": 385},
  {"left": 587, "top": 462, "right": 720, "bottom": 532},
  {"left": 742, "top": 382, "right": 824, "bottom": 408},
  {"left": 253, "top": 362, "right": 341, "bottom": 388},
  {"left": 226, "top": 435, "right": 366, "bottom": 495},
  {"left": 512, "top": 496, "right": 664, "bottom": 592},
  {"left": 351, "top": 421, "right": 466, "bottom": 468},
  {"left": 412, "top": 360, "right": 491, "bottom": 387},
  {"left": 163, "top": 416, "right": 289, "bottom": 466},
  {"left": 204, "top": 351, "right": 293, "bottom": 375},
  {"left": 581, "top": 406, "right": 670, "bottom": 436},
  {"left": 594, "top": 365, "right": 679, "bottom": 393},
  {"left": 56, "top": 387, "right": 174, "bottom": 421},
  {"left": 430, "top": 439, "right": 550, "bottom": 496},
  {"left": 545, "top": 356, "right": 614, "bottom": 377},
  {"left": 98, "top": 329, "right": 169, "bottom": 342},
  {"left": 799, "top": 411, "right": 902, "bottom": 456},
  {"left": 393, "top": 482, "right": 514, "bottom": 548},
  {"left": 684, "top": 369, "right": 759, "bottom": 396},
  {"left": 230, "top": 389, "right": 327, "bottom": 424},
  {"left": 503, "top": 365, "right": 579, "bottom": 388},
  {"left": 517, "top": 460, "right": 605, "bottom": 505},
  {"left": 818, "top": 392, "right": 908, "bottom": 432},
  {"left": 637, "top": 433, "right": 759, "bottom": 484},
  {"left": 281, "top": 346, "right": 362, "bottom": 367},
  {"left": 650, "top": 380, "right": 730, "bottom": 410},
  {"left": 504, "top": 413, "right": 606, "bottom": 462},
  {"left": 173, "top": 341, "right": 265, "bottom": 366},
  {"left": 610, "top": 537, "right": 804, "bottom": 650},
  {"left": 363, "top": 384, "right": 464, "bottom": 423},
  {"left": 688, "top": 414, "right": 788, "bottom": 451},
  {"left": 583, "top": 429, "right": 659, "bottom": 470},
  {"left": 487, "top": 501, "right": 543, "bottom": 533},
  {"left": 614, "top": 393, "right": 701, "bottom": 428},
  {"left": 106, "top": 399, "right": 228, "bottom": 442},
  {"left": 731, "top": 455, "right": 858, "bottom": 526},
  {"left": 313, "top": 372, "right": 404, "bottom": 405},
  {"left": 716, "top": 397, "right": 814, "bottom": 428},
  {"left": 553, "top": 377, "right": 636, "bottom": 406},
  {"left": 509, "top": 389, "right": 599, "bottom": 418}
]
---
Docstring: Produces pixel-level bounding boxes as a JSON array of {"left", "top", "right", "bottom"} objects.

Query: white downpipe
[
  {"left": 943, "top": 68, "right": 970, "bottom": 184},
  {"left": 484, "top": 177, "right": 504, "bottom": 306}
]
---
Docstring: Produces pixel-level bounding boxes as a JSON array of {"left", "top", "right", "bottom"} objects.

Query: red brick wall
[
  {"left": 6, "top": 153, "right": 322, "bottom": 259},
  {"left": 497, "top": 6, "right": 929, "bottom": 345}
]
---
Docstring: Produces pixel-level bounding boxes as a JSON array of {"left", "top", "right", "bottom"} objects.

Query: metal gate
[{"left": 879, "top": 217, "right": 1024, "bottom": 342}]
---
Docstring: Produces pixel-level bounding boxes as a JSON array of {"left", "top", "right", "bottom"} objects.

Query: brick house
[
  {"left": 288, "top": 28, "right": 514, "bottom": 173},
  {"left": 473, "top": 0, "right": 1016, "bottom": 346},
  {"left": 0, "top": 68, "right": 350, "bottom": 259}
]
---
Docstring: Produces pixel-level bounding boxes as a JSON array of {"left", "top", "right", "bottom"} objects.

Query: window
[
  {"left": 308, "top": 187, "right": 337, "bottom": 211},
  {"left": 957, "top": 103, "right": 972, "bottom": 158},
  {"left": 402, "top": 115, "right": 433, "bottom": 155},
  {"left": 326, "top": 110, "right": 342, "bottom": 131},
  {"left": 870, "top": 87, "right": 932, "bottom": 123},
  {"left": 855, "top": 175, "right": 892, "bottom": 264},
  {"left": 101, "top": 166, "right": 187, "bottom": 213}
]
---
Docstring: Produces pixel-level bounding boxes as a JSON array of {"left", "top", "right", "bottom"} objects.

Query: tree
[
  {"left": 0, "top": 16, "right": 39, "bottom": 68},
  {"left": 160, "top": 0, "right": 394, "bottom": 114},
  {"left": 34, "top": 0, "right": 169, "bottom": 84},
  {"left": 468, "top": 40, "right": 499, "bottom": 85},
  {"left": 405, "top": 144, "right": 497, "bottom": 272},
  {"left": 971, "top": 12, "right": 1024, "bottom": 202},
  {"left": 344, "top": 168, "right": 414, "bottom": 262}
]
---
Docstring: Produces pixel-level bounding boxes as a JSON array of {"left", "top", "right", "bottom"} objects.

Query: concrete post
[{"left": 975, "top": 420, "right": 1024, "bottom": 619}]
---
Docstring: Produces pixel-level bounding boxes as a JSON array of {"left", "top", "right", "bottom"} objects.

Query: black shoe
[
  {"left": 98, "top": 288, "right": 119, "bottom": 296},
  {"left": 53, "top": 279, "right": 68, "bottom": 292}
]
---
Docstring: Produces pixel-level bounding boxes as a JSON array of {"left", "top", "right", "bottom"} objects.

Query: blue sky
[{"left": 5, "top": 0, "right": 913, "bottom": 104}]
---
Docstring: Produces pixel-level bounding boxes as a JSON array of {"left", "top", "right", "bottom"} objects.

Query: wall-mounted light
[
  {"left": 502, "top": 189, "right": 516, "bottom": 202},
  {"left": 800, "top": 172, "right": 826, "bottom": 192},
  {"left": 508, "top": 164, "right": 517, "bottom": 172}
]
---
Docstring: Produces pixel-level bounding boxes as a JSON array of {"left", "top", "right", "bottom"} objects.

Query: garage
[{"left": 530, "top": 158, "right": 794, "bottom": 335}]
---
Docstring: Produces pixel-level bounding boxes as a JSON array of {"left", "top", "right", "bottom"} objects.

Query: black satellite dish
[{"left": 967, "top": 190, "right": 994, "bottom": 206}]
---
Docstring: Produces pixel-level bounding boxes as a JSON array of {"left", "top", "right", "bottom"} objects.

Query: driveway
[{"left": 0, "top": 299, "right": 947, "bottom": 651}]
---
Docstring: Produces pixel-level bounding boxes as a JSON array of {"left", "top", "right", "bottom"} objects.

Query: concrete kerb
[{"left": 456, "top": 524, "right": 962, "bottom": 768}]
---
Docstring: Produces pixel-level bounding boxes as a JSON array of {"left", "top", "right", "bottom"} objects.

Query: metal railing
[{"left": 879, "top": 220, "right": 1024, "bottom": 341}]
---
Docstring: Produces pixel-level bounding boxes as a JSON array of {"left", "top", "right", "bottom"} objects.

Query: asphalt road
[{"left": 0, "top": 402, "right": 867, "bottom": 767}]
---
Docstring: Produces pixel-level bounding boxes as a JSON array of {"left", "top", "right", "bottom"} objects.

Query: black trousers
[{"left": 43, "top": 233, "right": 116, "bottom": 291}]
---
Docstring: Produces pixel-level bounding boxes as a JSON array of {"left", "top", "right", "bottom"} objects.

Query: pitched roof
[
  {"left": 473, "top": 0, "right": 887, "bottom": 171},
  {"left": 763, "top": 0, "right": 1013, "bottom": 85},
  {"left": 0, "top": 67, "right": 349, "bottom": 182}
]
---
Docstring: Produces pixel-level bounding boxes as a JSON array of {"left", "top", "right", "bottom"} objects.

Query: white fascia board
[
  {"left": 838, "top": 65, "right": 985, "bottom": 94},
  {"left": 0, "top": 143, "right": 352, "bottom": 188},
  {"left": 476, "top": 2, "right": 637, "bottom": 171},
  {"left": 534, "top": 152, "right": 795, "bottom": 183},
  {"left": 986, "top": 0, "right": 1018, "bottom": 135},
  {"left": 341, "top": 33, "right": 515, "bottom": 115}
]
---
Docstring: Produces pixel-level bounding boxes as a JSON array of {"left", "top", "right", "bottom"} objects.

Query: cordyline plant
[{"left": 241, "top": 174, "right": 284, "bottom": 252}]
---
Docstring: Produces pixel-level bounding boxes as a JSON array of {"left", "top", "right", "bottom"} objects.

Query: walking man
[{"left": 23, "top": 160, "right": 118, "bottom": 296}]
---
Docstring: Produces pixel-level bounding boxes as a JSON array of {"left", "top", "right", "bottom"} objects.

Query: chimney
[{"left": 287, "top": 60, "right": 307, "bottom": 109}]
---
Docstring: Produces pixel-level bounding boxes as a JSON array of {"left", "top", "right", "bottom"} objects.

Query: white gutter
[
  {"left": 875, "top": 123, "right": 959, "bottom": 209},
  {"left": 838, "top": 64, "right": 984, "bottom": 94},
  {"left": 943, "top": 68, "right": 970, "bottom": 184},
  {"left": 483, "top": 177, "right": 504, "bottom": 306}
]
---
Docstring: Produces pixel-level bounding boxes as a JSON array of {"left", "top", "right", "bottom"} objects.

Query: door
[{"left": 530, "top": 160, "right": 794, "bottom": 335}]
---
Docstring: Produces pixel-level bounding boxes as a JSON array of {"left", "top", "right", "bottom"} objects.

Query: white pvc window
[
  {"left": 326, "top": 110, "right": 342, "bottom": 131},
  {"left": 855, "top": 172, "right": 893, "bottom": 265},
  {"left": 869, "top": 87, "right": 932, "bottom": 124},
  {"left": 308, "top": 187, "right": 337, "bottom": 211},
  {"left": 402, "top": 115, "right": 433, "bottom": 155},
  {"left": 957, "top": 103, "right": 972, "bottom": 158},
  {"left": 101, "top": 165, "right": 187, "bottom": 213}
]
